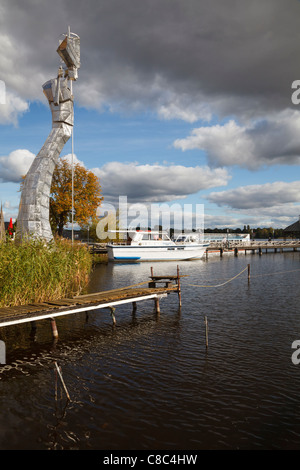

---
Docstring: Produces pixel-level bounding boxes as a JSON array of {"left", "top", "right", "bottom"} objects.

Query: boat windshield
[
  {"left": 129, "top": 231, "right": 171, "bottom": 242},
  {"left": 175, "top": 233, "right": 201, "bottom": 243}
]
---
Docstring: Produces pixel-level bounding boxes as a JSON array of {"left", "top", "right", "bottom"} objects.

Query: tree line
[{"left": 205, "top": 227, "right": 286, "bottom": 239}]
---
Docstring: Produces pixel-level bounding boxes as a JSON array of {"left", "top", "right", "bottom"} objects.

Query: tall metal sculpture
[{"left": 15, "top": 28, "right": 80, "bottom": 242}]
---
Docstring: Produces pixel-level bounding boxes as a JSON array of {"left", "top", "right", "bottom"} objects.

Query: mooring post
[
  {"left": 177, "top": 265, "right": 182, "bottom": 307},
  {"left": 110, "top": 307, "right": 116, "bottom": 325},
  {"left": 149, "top": 266, "right": 156, "bottom": 288},
  {"left": 204, "top": 316, "right": 208, "bottom": 349},
  {"left": 132, "top": 302, "right": 137, "bottom": 313},
  {"left": 30, "top": 321, "right": 37, "bottom": 340},
  {"left": 50, "top": 318, "right": 58, "bottom": 339},
  {"left": 248, "top": 264, "right": 250, "bottom": 282},
  {"left": 152, "top": 265, "right": 160, "bottom": 312},
  {"left": 30, "top": 321, "right": 37, "bottom": 334}
]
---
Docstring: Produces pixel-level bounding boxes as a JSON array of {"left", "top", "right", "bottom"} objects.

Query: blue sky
[{"left": 1, "top": 0, "right": 300, "bottom": 231}]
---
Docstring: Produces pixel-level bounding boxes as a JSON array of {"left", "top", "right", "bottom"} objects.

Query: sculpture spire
[{"left": 16, "top": 28, "right": 80, "bottom": 242}]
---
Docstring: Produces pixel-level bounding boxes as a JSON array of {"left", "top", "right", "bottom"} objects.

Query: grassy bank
[{"left": 0, "top": 238, "right": 93, "bottom": 308}]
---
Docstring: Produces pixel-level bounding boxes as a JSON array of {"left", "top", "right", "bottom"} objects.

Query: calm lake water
[{"left": 0, "top": 251, "right": 299, "bottom": 450}]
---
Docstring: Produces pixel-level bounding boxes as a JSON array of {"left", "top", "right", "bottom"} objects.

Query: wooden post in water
[
  {"left": 150, "top": 267, "right": 161, "bottom": 313},
  {"left": 110, "top": 307, "right": 116, "bottom": 325},
  {"left": 132, "top": 302, "right": 137, "bottom": 313},
  {"left": 204, "top": 316, "right": 208, "bottom": 349},
  {"left": 248, "top": 264, "right": 250, "bottom": 282},
  {"left": 50, "top": 318, "right": 58, "bottom": 339},
  {"left": 149, "top": 266, "right": 156, "bottom": 288},
  {"left": 177, "top": 265, "right": 182, "bottom": 307},
  {"left": 30, "top": 321, "right": 37, "bottom": 340}
]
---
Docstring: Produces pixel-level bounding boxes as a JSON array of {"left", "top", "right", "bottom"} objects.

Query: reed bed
[{"left": 0, "top": 238, "right": 93, "bottom": 308}]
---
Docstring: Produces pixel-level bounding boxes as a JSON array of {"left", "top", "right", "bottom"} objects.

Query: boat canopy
[{"left": 108, "top": 229, "right": 171, "bottom": 242}]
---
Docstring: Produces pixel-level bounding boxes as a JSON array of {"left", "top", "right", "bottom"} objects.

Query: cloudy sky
[{"left": 1, "top": 0, "right": 300, "bottom": 230}]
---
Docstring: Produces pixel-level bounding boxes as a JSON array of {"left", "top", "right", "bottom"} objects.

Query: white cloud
[
  {"left": 61, "top": 153, "right": 86, "bottom": 168},
  {"left": 207, "top": 181, "right": 300, "bottom": 210},
  {"left": 0, "top": 149, "right": 35, "bottom": 183},
  {"left": 92, "top": 161, "right": 230, "bottom": 204},
  {"left": 156, "top": 91, "right": 212, "bottom": 123},
  {"left": 174, "top": 110, "right": 300, "bottom": 169},
  {"left": 0, "top": 150, "right": 88, "bottom": 184},
  {"left": 0, "top": 90, "right": 29, "bottom": 125},
  {"left": 204, "top": 214, "right": 242, "bottom": 229}
]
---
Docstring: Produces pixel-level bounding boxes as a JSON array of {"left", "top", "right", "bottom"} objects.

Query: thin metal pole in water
[
  {"left": 177, "top": 265, "right": 182, "bottom": 307},
  {"left": 204, "top": 316, "right": 208, "bottom": 349},
  {"left": 54, "top": 362, "right": 71, "bottom": 401}
]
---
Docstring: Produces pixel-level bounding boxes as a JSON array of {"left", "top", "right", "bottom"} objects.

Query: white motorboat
[{"left": 107, "top": 230, "right": 209, "bottom": 262}]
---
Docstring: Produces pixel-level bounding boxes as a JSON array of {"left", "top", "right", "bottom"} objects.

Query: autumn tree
[{"left": 50, "top": 158, "right": 103, "bottom": 236}]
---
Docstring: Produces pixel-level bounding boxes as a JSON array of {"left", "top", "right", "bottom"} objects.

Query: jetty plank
[{"left": 0, "top": 284, "right": 179, "bottom": 328}]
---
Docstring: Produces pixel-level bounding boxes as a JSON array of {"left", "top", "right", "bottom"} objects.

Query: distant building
[
  {"left": 283, "top": 218, "right": 300, "bottom": 238},
  {"left": 203, "top": 233, "right": 250, "bottom": 244}
]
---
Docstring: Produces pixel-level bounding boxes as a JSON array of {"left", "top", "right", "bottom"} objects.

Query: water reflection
[{"left": 0, "top": 252, "right": 299, "bottom": 449}]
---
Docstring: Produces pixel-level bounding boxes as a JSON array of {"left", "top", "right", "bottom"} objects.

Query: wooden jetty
[
  {"left": 0, "top": 268, "right": 183, "bottom": 337},
  {"left": 206, "top": 240, "right": 300, "bottom": 258}
]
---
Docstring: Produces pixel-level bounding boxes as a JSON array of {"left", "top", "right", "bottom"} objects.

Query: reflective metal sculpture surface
[{"left": 16, "top": 29, "right": 80, "bottom": 242}]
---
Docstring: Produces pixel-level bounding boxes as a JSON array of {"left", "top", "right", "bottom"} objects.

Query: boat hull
[{"left": 107, "top": 244, "right": 209, "bottom": 261}]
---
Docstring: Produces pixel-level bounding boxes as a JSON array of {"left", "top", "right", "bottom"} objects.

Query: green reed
[{"left": 0, "top": 238, "right": 93, "bottom": 308}]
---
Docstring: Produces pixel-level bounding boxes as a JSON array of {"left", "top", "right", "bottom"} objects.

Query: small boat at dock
[{"left": 107, "top": 230, "right": 209, "bottom": 262}]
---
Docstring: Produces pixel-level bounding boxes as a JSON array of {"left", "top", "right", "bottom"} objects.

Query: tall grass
[{"left": 0, "top": 238, "right": 93, "bottom": 308}]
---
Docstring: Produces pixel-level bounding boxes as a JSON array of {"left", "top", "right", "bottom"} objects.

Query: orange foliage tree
[{"left": 50, "top": 158, "right": 103, "bottom": 236}]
